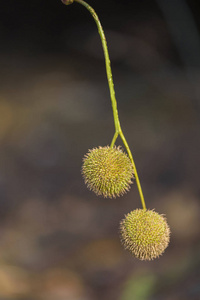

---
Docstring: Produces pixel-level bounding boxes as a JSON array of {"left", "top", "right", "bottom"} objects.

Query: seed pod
[
  {"left": 82, "top": 146, "right": 134, "bottom": 198},
  {"left": 120, "top": 209, "right": 170, "bottom": 260}
]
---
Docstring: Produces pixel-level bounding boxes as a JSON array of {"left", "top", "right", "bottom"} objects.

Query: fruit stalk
[{"left": 62, "top": 0, "right": 146, "bottom": 210}]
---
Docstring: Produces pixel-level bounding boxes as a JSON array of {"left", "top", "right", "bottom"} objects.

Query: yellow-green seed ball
[
  {"left": 120, "top": 209, "right": 170, "bottom": 260},
  {"left": 82, "top": 146, "right": 134, "bottom": 198}
]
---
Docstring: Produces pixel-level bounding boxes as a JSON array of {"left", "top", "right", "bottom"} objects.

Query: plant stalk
[{"left": 64, "top": 0, "right": 147, "bottom": 210}]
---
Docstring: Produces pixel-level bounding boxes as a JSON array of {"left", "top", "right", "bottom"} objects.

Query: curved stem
[
  {"left": 65, "top": 0, "right": 146, "bottom": 210},
  {"left": 110, "top": 131, "right": 119, "bottom": 148},
  {"left": 119, "top": 131, "right": 146, "bottom": 210},
  {"left": 75, "top": 0, "right": 121, "bottom": 133}
]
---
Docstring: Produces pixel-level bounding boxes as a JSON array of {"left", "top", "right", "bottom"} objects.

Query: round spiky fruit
[
  {"left": 82, "top": 146, "right": 134, "bottom": 198},
  {"left": 120, "top": 209, "right": 170, "bottom": 260}
]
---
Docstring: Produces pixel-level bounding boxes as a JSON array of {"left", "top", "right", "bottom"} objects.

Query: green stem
[
  {"left": 110, "top": 132, "right": 119, "bottom": 148},
  {"left": 75, "top": 0, "right": 120, "bottom": 133},
  {"left": 119, "top": 132, "right": 146, "bottom": 210},
  {"left": 64, "top": 0, "right": 146, "bottom": 210}
]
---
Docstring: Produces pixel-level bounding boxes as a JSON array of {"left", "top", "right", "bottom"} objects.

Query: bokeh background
[{"left": 0, "top": 0, "right": 200, "bottom": 299}]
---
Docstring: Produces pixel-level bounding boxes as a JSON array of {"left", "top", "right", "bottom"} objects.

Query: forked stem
[{"left": 62, "top": 0, "right": 146, "bottom": 210}]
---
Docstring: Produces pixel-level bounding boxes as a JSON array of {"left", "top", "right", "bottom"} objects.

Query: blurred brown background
[{"left": 0, "top": 0, "right": 200, "bottom": 299}]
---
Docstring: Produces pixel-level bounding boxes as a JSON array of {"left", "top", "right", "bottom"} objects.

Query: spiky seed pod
[
  {"left": 120, "top": 209, "right": 170, "bottom": 260},
  {"left": 82, "top": 146, "right": 134, "bottom": 198}
]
